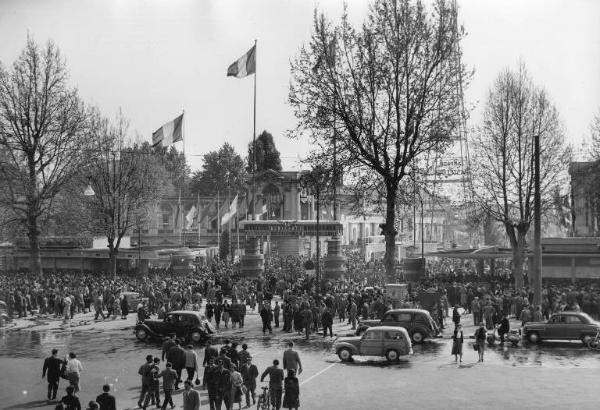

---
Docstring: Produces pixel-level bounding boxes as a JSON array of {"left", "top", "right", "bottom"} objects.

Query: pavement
[{"left": 3, "top": 302, "right": 582, "bottom": 410}]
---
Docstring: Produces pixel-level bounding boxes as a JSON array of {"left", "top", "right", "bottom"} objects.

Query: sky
[{"left": 0, "top": 0, "right": 598, "bottom": 171}]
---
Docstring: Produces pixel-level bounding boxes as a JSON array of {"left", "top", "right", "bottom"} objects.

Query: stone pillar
[
  {"left": 322, "top": 235, "right": 346, "bottom": 281},
  {"left": 240, "top": 237, "right": 264, "bottom": 279}
]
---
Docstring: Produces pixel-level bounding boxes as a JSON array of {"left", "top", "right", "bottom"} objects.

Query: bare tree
[
  {"left": 289, "top": 0, "right": 467, "bottom": 277},
  {"left": 0, "top": 37, "right": 90, "bottom": 276},
  {"left": 471, "top": 63, "right": 569, "bottom": 288},
  {"left": 85, "top": 111, "right": 167, "bottom": 277}
]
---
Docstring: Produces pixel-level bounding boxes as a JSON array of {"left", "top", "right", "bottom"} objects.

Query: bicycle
[
  {"left": 256, "top": 385, "right": 271, "bottom": 410},
  {"left": 587, "top": 329, "right": 600, "bottom": 350}
]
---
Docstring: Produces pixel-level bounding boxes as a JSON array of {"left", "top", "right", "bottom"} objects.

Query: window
[
  {"left": 552, "top": 315, "right": 566, "bottom": 323},
  {"left": 363, "top": 331, "right": 381, "bottom": 340},
  {"left": 384, "top": 331, "right": 402, "bottom": 340},
  {"left": 566, "top": 316, "right": 582, "bottom": 324},
  {"left": 393, "top": 313, "right": 412, "bottom": 322}
]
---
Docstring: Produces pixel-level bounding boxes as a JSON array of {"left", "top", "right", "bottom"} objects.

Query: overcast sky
[{"left": 1, "top": 0, "right": 598, "bottom": 171}]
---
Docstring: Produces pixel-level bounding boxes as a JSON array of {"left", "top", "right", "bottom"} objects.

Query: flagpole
[
  {"left": 217, "top": 190, "right": 220, "bottom": 255},
  {"left": 252, "top": 39, "right": 257, "bottom": 220},
  {"left": 197, "top": 193, "right": 201, "bottom": 246}
]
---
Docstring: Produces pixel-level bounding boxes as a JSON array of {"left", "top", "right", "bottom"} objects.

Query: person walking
[
  {"left": 321, "top": 306, "right": 333, "bottom": 338},
  {"left": 143, "top": 358, "right": 162, "bottom": 409},
  {"left": 497, "top": 313, "right": 510, "bottom": 345},
  {"left": 167, "top": 340, "right": 186, "bottom": 389},
  {"left": 260, "top": 302, "right": 273, "bottom": 335},
  {"left": 184, "top": 345, "right": 199, "bottom": 382},
  {"left": 260, "top": 360, "right": 284, "bottom": 410},
  {"left": 471, "top": 297, "right": 481, "bottom": 327},
  {"left": 349, "top": 300, "right": 358, "bottom": 330},
  {"left": 157, "top": 362, "right": 177, "bottom": 410},
  {"left": 229, "top": 365, "right": 244, "bottom": 410},
  {"left": 282, "top": 369, "right": 300, "bottom": 410},
  {"left": 240, "top": 357, "right": 258, "bottom": 408},
  {"left": 95, "top": 384, "right": 116, "bottom": 410},
  {"left": 451, "top": 324, "right": 464, "bottom": 363},
  {"left": 475, "top": 323, "right": 487, "bottom": 363},
  {"left": 282, "top": 342, "right": 303, "bottom": 375},
  {"left": 301, "top": 306, "right": 313, "bottom": 341},
  {"left": 215, "top": 359, "right": 232, "bottom": 410},
  {"left": 273, "top": 301, "right": 281, "bottom": 328},
  {"left": 94, "top": 295, "right": 105, "bottom": 321},
  {"left": 182, "top": 380, "right": 200, "bottom": 410},
  {"left": 43, "top": 348, "right": 64, "bottom": 401},
  {"left": 137, "top": 355, "right": 154, "bottom": 408},
  {"left": 237, "top": 344, "right": 251, "bottom": 366},
  {"left": 120, "top": 295, "right": 129, "bottom": 320},
  {"left": 202, "top": 358, "right": 218, "bottom": 410},
  {"left": 65, "top": 353, "right": 83, "bottom": 393}
]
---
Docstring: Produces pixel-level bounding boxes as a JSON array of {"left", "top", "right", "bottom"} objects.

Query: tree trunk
[
  {"left": 108, "top": 242, "right": 117, "bottom": 279},
  {"left": 27, "top": 213, "right": 42, "bottom": 277},
  {"left": 383, "top": 185, "right": 397, "bottom": 280},
  {"left": 505, "top": 223, "right": 526, "bottom": 289}
]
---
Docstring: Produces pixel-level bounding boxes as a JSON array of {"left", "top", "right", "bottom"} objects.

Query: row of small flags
[{"left": 152, "top": 44, "right": 256, "bottom": 147}]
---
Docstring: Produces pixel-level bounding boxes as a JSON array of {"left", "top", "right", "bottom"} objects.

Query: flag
[
  {"left": 221, "top": 195, "right": 239, "bottom": 225},
  {"left": 152, "top": 113, "right": 184, "bottom": 147},
  {"left": 227, "top": 45, "right": 256, "bottom": 78},
  {"left": 313, "top": 37, "right": 336, "bottom": 72},
  {"left": 185, "top": 205, "right": 197, "bottom": 230}
]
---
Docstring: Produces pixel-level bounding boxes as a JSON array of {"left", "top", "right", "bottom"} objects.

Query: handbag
[
  {"left": 473, "top": 343, "right": 479, "bottom": 351},
  {"left": 195, "top": 377, "right": 201, "bottom": 386},
  {"left": 241, "top": 384, "right": 248, "bottom": 395}
]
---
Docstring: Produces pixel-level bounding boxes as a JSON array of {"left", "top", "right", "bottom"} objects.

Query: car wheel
[
  {"left": 338, "top": 348, "right": 353, "bottom": 362},
  {"left": 527, "top": 331, "right": 540, "bottom": 344},
  {"left": 190, "top": 330, "right": 204, "bottom": 343},
  {"left": 411, "top": 331, "right": 424, "bottom": 344},
  {"left": 135, "top": 328, "right": 148, "bottom": 341},
  {"left": 385, "top": 349, "right": 399, "bottom": 362},
  {"left": 581, "top": 334, "right": 594, "bottom": 346}
]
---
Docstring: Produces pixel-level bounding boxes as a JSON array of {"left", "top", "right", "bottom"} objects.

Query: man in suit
[
  {"left": 42, "top": 348, "right": 63, "bottom": 401},
  {"left": 182, "top": 380, "right": 200, "bottom": 410},
  {"left": 95, "top": 384, "right": 116, "bottom": 410},
  {"left": 167, "top": 340, "right": 186, "bottom": 389},
  {"left": 282, "top": 342, "right": 303, "bottom": 375}
]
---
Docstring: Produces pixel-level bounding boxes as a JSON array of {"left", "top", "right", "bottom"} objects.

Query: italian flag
[
  {"left": 227, "top": 45, "right": 256, "bottom": 78},
  {"left": 152, "top": 113, "right": 183, "bottom": 147}
]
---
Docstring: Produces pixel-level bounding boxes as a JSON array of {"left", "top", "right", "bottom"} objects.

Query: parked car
[
  {"left": 523, "top": 311, "right": 600, "bottom": 345},
  {"left": 0, "top": 300, "right": 10, "bottom": 324},
  {"left": 357, "top": 308, "right": 440, "bottom": 343},
  {"left": 121, "top": 292, "right": 148, "bottom": 308},
  {"left": 135, "top": 310, "right": 214, "bottom": 343},
  {"left": 335, "top": 326, "right": 412, "bottom": 362}
]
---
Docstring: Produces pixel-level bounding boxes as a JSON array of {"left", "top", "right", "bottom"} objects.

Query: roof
[
  {"left": 386, "top": 308, "right": 431, "bottom": 315},
  {"left": 169, "top": 310, "right": 204, "bottom": 317},
  {"left": 366, "top": 326, "right": 410, "bottom": 334}
]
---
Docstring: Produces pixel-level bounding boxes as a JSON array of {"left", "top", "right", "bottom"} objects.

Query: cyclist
[{"left": 260, "top": 359, "right": 284, "bottom": 410}]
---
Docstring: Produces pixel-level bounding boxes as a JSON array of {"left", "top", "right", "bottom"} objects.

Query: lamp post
[{"left": 533, "top": 133, "right": 542, "bottom": 306}]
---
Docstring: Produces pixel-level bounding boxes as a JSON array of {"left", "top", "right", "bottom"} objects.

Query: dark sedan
[
  {"left": 135, "top": 310, "right": 214, "bottom": 344},
  {"left": 523, "top": 311, "right": 600, "bottom": 345}
]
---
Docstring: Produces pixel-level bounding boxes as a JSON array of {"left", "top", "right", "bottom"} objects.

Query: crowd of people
[{"left": 4, "top": 251, "right": 600, "bottom": 409}]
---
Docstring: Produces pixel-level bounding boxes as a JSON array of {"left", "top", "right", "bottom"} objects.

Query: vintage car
[
  {"left": 121, "top": 291, "right": 148, "bottom": 308},
  {"left": 523, "top": 311, "right": 600, "bottom": 345},
  {"left": 335, "top": 326, "right": 412, "bottom": 362},
  {"left": 135, "top": 310, "right": 214, "bottom": 343},
  {"left": 357, "top": 308, "right": 440, "bottom": 343},
  {"left": 0, "top": 300, "right": 10, "bottom": 324}
]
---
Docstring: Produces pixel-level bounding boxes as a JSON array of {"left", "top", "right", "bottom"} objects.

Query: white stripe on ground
[{"left": 300, "top": 363, "right": 337, "bottom": 386}]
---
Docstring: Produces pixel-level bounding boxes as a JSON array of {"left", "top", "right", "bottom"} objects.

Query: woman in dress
[
  {"left": 283, "top": 369, "right": 300, "bottom": 410},
  {"left": 229, "top": 364, "right": 244, "bottom": 410},
  {"left": 451, "top": 323, "right": 464, "bottom": 363}
]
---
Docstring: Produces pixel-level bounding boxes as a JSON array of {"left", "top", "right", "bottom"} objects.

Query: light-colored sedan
[{"left": 335, "top": 326, "right": 412, "bottom": 362}]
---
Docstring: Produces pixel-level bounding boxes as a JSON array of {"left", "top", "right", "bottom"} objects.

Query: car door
[
  {"left": 564, "top": 315, "right": 584, "bottom": 339},
  {"left": 545, "top": 315, "right": 565, "bottom": 339},
  {"left": 359, "top": 330, "right": 383, "bottom": 356},
  {"left": 383, "top": 330, "right": 408, "bottom": 355}
]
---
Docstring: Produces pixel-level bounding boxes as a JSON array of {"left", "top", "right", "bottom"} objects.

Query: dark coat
[
  {"left": 120, "top": 297, "right": 129, "bottom": 315},
  {"left": 168, "top": 345, "right": 186, "bottom": 369},
  {"left": 95, "top": 392, "right": 117, "bottom": 410},
  {"left": 240, "top": 363, "right": 258, "bottom": 390},
  {"left": 282, "top": 376, "right": 300, "bottom": 408},
  {"left": 43, "top": 356, "right": 64, "bottom": 382}
]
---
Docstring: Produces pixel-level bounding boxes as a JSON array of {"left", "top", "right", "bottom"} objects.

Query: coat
[
  {"left": 183, "top": 388, "right": 200, "bottom": 410},
  {"left": 282, "top": 376, "right": 300, "bottom": 408},
  {"left": 43, "top": 356, "right": 64, "bottom": 383},
  {"left": 240, "top": 363, "right": 258, "bottom": 390},
  {"left": 168, "top": 345, "right": 186, "bottom": 369},
  {"left": 283, "top": 349, "right": 302, "bottom": 373},
  {"left": 95, "top": 392, "right": 116, "bottom": 410}
]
